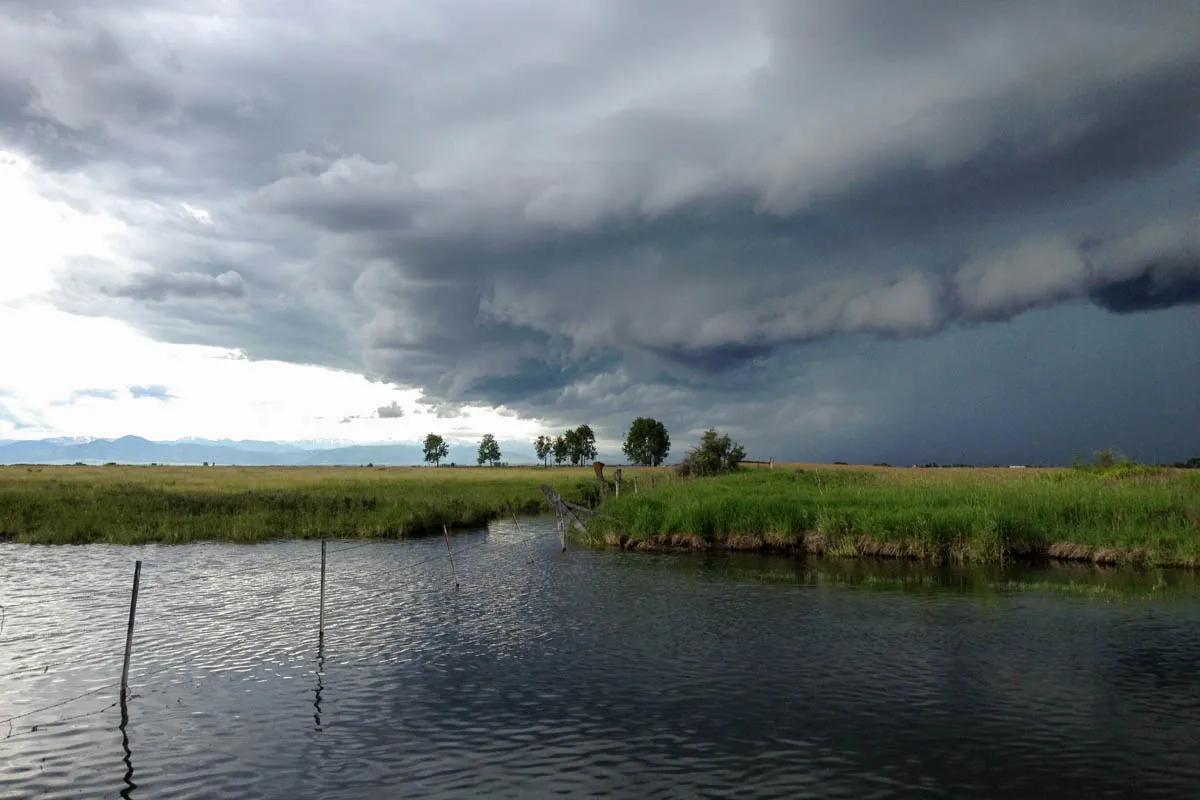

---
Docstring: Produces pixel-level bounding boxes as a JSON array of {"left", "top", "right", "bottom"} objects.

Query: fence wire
[{"left": 1, "top": 526, "right": 549, "bottom": 742}]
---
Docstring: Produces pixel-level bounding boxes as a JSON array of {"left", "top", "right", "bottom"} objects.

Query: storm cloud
[{"left": 4, "top": 1, "right": 1199, "bottom": 462}]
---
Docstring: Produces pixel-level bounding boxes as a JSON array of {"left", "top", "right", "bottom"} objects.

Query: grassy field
[
  {"left": 582, "top": 464, "right": 1200, "bottom": 567},
  {"left": 6, "top": 463, "right": 1198, "bottom": 565},
  {"left": 0, "top": 465, "right": 623, "bottom": 544}
]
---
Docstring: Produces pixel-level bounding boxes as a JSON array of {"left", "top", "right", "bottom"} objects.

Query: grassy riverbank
[
  {"left": 583, "top": 465, "right": 1200, "bottom": 567},
  {"left": 0, "top": 465, "right": 612, "bottom": 544}
]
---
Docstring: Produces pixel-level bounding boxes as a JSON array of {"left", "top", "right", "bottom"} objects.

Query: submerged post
[
  {"left": 121, "top": 560, "right": 141, "bottom": 701},
  {"left": 319, "top": 539, "right": 327, "bottom": 646},
  {"left": 442, "top": 525, "right": 460, "bottom": 588}
]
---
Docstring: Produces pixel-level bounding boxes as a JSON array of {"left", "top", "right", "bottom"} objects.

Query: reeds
[
  {"left": 582, "top": 466, "right": 1200, "bottom": 567},
  {"left": 0, "top": 465, "right": 615, "bottom": 544}
]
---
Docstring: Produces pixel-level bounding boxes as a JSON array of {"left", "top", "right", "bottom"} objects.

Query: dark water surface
[{"left": 2, "top": 517, "right": 1199, "bottom": 798}]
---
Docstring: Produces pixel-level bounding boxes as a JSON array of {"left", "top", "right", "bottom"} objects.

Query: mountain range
[{"left": 0, "top": 436, "right": 512, "bottom": 466}]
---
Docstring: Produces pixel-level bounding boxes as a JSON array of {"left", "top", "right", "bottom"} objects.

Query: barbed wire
[
  {"left": 138, "top": 538, "right": 391, "bottom": 593},
  {"left": 0, "top": 524, "right": 554, "bottom": 742},
  {"left": 0, "top": 681, "right": 120, "bottom": 727},
  {"left": 2, "top": 700, "right": 120, "bottom": 741},
  {"left": 0, "top": 659, "right": 78, "bottom": 679}
]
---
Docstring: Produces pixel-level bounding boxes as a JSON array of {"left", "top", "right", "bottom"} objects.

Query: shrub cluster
[{"left": 675, "top": 428, "right": 745, "bottom": 477}]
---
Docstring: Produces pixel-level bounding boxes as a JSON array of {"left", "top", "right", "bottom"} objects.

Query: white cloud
[
  {"left": 0, "top": 302, "right": 543, "bottom": 443},
  {"left": 0, "top": 148, "right": 543, "bottom": 443},
  {"left": 0, "top": 151, "right": 124, "bottom": 306}
]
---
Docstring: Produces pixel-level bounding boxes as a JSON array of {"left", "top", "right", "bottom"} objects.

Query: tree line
[{"left": 420, "top": 416, "right": 674, "bottom": 467}]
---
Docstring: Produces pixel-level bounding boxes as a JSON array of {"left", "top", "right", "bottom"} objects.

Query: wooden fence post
[{"left": 120, "top": 560, "right": 141, "bottom": 701}]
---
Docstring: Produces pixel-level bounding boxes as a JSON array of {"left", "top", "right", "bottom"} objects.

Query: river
[{"left": 2, "top": 516, "right": 1198, "bottom": 798}]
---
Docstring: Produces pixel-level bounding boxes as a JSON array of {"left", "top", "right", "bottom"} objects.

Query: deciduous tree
[
  {"left": 422, "top": 433, "right": 449, "bottom": 467},
  {"left": 622, "top": 417, "right": 670, "bottom": 466},
  {"left": 534, "top": 435, "right": 552, "bottom": 466},
  {"left": 477, "top": 433, "right": 502, "bottom": 466},
  {"left": 564, "top": 424, "right": 596, "bottom": 465}
]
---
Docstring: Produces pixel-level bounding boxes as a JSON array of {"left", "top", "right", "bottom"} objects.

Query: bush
[{"left": 676, "top": 428, "right": 746, "bottom": 477}]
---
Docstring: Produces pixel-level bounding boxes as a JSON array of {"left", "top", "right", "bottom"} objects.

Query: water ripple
[{"left": 2, "top": 518, "right": 1199, "bottom": 798}]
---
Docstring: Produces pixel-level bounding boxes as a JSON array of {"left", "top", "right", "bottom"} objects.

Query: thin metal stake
[
  {"left": 120, "top": 561, "right": 141, "bottom": 701},
  {"left": 319, "top": 539, "right": 326, "bottom": 646},
  {"left": 442, "top": 525, "right": 460, "bottom": 588}
]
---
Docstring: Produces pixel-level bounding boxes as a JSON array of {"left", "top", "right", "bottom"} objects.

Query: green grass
[
  {"left": 582, "top": 465, "right": 1200, "bottom": 567},
  {"left": 0, "top": 465, "right": 636, "bottom": 544}
]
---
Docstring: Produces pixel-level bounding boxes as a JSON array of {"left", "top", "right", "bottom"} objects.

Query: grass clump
[
  {"left": 0, "top": 465, "right": 623, "bottom": 544},
  {"left": 583, "top": 465, "right": 1200, "bottom": 567}
]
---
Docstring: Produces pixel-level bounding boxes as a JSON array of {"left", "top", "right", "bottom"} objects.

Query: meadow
[
  {"left": 0, "top": 464, "right": 612, "bottom": 544},
  {"left": 5, "top": 463, "right": 1198, "bottom": 566},
  {"left": 583, "top": 463, "right": 1200, "bottom": 567}
]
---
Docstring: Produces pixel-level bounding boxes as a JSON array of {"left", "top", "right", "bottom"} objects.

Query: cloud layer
[{"left": 3, "top": 1, "right": 1199, "bottom": 461}]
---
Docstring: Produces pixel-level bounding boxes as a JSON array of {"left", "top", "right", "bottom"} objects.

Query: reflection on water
[
  {"left": 119, "top": 696, "right": 136, "bottom": 800},
  {"left": 2, "top": 517, "right": 1199, "bottom": 798}
]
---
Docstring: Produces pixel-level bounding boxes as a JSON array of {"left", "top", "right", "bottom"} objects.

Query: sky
[{"left": 1, "top": 1, "right": 1198, "bottom": 464}]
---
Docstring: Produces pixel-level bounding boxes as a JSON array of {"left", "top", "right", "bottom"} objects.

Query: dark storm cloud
[
  {"left": 1089, "top": 261, "right": 1200, "bottom": 314},
  {"left": 5, "top": 0, "right": 1200, "bottom": 461},
  {"left": 103, "top": 269, "right": 246, "bottom": 302}
]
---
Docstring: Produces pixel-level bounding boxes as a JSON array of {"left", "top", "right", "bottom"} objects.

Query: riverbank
[
  {"left": 0, "top": 465, "right": 623, "bottom": 544},
  {"left": 582, "top": 465, "right": 1200, "bottom": 567}
]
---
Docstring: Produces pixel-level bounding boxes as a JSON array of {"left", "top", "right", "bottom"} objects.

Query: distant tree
[
  {"left": 622, "top": 417, "right": 670, "bottom": 466},
  {"left": 552, "top": 435, "right": 568, "bottom": 466},
  {"left": 423, "top": 433, "right": 449, "bottom": 467},
  {"left": 577, "top": 425, "right": 597, "bottom": 464},
  {"left": 561, "top": 425, "right": 596, "bottom": 465},
  {"left": 676, "top": 428, "right": 745, "bottom": 477},
  {"left": 477, "top": 433, "right": 502, "bottom": 466},
  {"left": 563, "top": 428, "right": 581, "bottom": 465},
  {"left": 534, "top": 435, "right": 552, "bottom": 467}
]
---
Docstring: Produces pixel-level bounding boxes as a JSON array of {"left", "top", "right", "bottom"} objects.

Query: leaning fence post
[
  {"left": 614, "top": 468, "right": 622, "bottom": 498},
  {"left": 121, "top": 560, "right": 141, "bottom": 701},
  {"left": 319, "top": 539, "right": 327, "bottom": 646},
  {"left": 442, "top": 525, "right": 460, "bottom": 588}
]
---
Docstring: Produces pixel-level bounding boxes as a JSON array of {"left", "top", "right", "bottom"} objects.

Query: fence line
[
  {"left": 3, "top": 700, "right": 120, "bottom": 742},
  {"left": 1, "top": 523, "right": 551, "bottom": 741},
  {"left": 0, "top": 682, "right": 120, "bottom": 727},
  {"left": 138, "top": 539, "right": 379, "bottom": 593},
  {"left": 0, "top": 659, "right": 79, "bottom": 679}
]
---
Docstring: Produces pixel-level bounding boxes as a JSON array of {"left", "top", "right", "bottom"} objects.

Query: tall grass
[
  {"left": 0, "top": 465, "right": 631, "bottom": 544},
  {"left": 583, "top": 466, "right": 1200, "bottom": 567}
]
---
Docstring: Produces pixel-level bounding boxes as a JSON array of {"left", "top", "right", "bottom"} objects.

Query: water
[{"left": 2, "top": 517, "right": 1199, "bottom": 798}]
